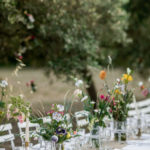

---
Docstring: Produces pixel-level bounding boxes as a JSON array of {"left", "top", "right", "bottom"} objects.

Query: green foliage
[
  {"left": 0, "top": 0, "right": 129, "bottom": 74},
  {"left": 115, "top": 0, "right": 150, "bottom": 72},
  {"left": 8, "top": 96, "right": 31, "bottom": 119},
  {"left": 84, "top": 96, "right": 111, "bottom": 129}
]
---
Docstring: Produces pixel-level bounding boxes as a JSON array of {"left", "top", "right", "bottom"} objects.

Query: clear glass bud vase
[
  {"left": 55, "top": 143, "right": 64, "bottom": 150},
  {"left": 114, "top": 120, "right": 127, "bottom": 142},
  {"left": 90, "top": 127, "right": 101, "bottom": 149}
]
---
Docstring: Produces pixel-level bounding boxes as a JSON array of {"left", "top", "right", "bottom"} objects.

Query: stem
[{"left": 1, "top": 88, "right": 4, "bottom": 101}]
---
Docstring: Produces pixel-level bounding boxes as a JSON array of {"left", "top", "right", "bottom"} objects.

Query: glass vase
[
  {"left": 114, "top": 120, "right": 127, "bottom": 142},
  {"left": 90, "top": 127, "right": 101, "bottom": 149},
  {"left": 55, "top": 143, "right": 64, "bottom": 150}
]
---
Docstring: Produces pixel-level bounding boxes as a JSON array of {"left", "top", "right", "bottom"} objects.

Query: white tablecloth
[{"left": 122, "top": 134, "right": 150, "bottom": 150}]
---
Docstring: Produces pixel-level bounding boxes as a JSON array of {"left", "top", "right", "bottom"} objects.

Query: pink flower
[
  {"left": 18, "top": 56, "right": 23, "bottom": 60},
  {"left": 113, "top": 102, "right": 116, "bottom": 106},
  {"left": 109, "top": 109, "right": 112, "bottom": 113},
  {"left": 30, "top": 80, "right": 34, "bottom": 84},
  {"left": 58, "top": 111, "right": 64, "bottom": 115},
  {"left": 47, "top": 110, "right": 54, "bottom": 115},
  {"left": 51, "top": 104, "right": 55, "bottom": 108},
  {"left": 142, "top": 89, "right": 149, "bottom": 97},
  {"left": 105, "top": 96, "right": 110, "bottom": 101},
  {"left": 100, "top": 94, "right": 105, "bottom": 100},
  {"left": 18, "top": 116, "right": 24, "bottom": 123}
]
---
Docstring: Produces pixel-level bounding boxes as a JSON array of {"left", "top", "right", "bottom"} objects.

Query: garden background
[{"left": 0, "top": 0, "right": 150, "bottom": 112}]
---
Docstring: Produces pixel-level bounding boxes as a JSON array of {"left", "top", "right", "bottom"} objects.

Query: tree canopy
[
  {"left": 114, "top": 0, "right": 150, "bottom": 72},
  {"left": 0, "top": 0, "right": 129, "bottom": 76}
]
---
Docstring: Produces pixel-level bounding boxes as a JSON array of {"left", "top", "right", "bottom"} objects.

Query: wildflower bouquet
[
  {"left": 100, "top": 68, "right": 134, "bottom": 141},
  {"left": 100, "top": 68, "right": 134, "bottom": 121},
  {"left": 7, "top": 96, "right": 31, "bottom": 122},
  {"left": 31, "top": 104, "right": 72, "bottom": 144},
  {"left": 73, "top": 78, "right": 111, "bottom": 129},
  {"left": 86, "top": 94, "right": 112, "bottom": 129}
]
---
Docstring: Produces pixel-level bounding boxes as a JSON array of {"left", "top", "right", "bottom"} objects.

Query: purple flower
[
  {"left": 51, "top": 135, "right": 58, "bottom": 142},
  {"left": 56, "top": 127, "right": 67, "bottom": 135}
]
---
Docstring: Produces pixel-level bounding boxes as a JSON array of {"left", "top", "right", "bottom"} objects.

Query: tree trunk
[{"left": 82, "top": 68, "right": 97, "bottom": 108}]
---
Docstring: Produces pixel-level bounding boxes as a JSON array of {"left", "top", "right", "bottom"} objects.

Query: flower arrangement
[
  {"left": 7, "top": 96, "right": 31, "bottom": 122},
  {"left": 87, "top": 94, "right": 112, "bottom": 129},
  {"left": 31, "top": 104, "right": 73, "bottom": 144},
  {"left": 100, "top": 68, "right": 134, "bottom": 121},
  {"left": 72, "top": 78, "right": 111, "bottom": 129},
  {"left": 7, "top": 96, "right": 31, "bottom": 147}
]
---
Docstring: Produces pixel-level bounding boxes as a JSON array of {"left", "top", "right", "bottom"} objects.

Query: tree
[
  {"left": 114, "top": 0, "right": 150, "bottom": 74},
  {"left": 0, "top": 0, "right": 129, "bottom": 102}
]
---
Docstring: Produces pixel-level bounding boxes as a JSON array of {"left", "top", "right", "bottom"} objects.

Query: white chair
[
  {"left": 128, "top": 98, "right": 150, "bottom": 116},
  {"left": 0, "top": 123, "right": 15, "bottom": 150},
  {"left": 17, "top": 122, "right": 40, "bottom": 146},
  {"left": 74, "top": 110, "right": 89, "bottom": 128}
]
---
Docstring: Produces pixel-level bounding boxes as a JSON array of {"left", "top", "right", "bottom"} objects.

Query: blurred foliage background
[
  {"left": 1, "top": 0, "right": 150, "bottom": 71},
  {"left": 0, "top": 0, "right": 150, "bottom": 101}
]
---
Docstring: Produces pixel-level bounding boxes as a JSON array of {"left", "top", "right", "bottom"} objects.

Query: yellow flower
[
  {"left": 66, "top": 132, "right": 71, "bottom": 139},
  {"left": 99, "top": 70, "right": 106, "bottom": 80},
  {"left": 128, "top": 75, "right": 133, "bottom": 81},
  {"left": 115, "top": 89, "right": 121, "bottom": 94},
  {"left": 122, "top": 74, "right": 133, "bottom": 82}
]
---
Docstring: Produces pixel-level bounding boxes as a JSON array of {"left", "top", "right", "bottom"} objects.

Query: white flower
[
  {"left": 108, "top": 56, "right": 112, "bottom": 64},
  {"left": 94, "top": 109, "right": 99, "bottom": 113},
  {"left": 28, "top": 14, "right": 35, "bottom": 23},
  {"left": 138, "top": 81, "right": 143, "bottom": 87},
  {"left": 90, "top": 101, "right": 95, "bottom": 104},
  {"left": 57, "top": 105, "right": 64, "bottom": 111},
  {"left": 116, "top": 78, "right": 120, "bottom": 82},
  {"left": 0, "top": 80, "right": 8, "bottom": 88},
  {"left": 120, "top": 84, "right": 125, "bottom": 93},
  {"left": 19, "top": 94, "right": 24, "bottom": 99},
  {"left": 73, "top": 89, "right": 82, "bottom": 97},
  {"left": 52, "top": 112, "right": 63, "bottom": 122},
  {"left": 108, "top": 89, "right": 111, "bottom": 93},
  {"left": 127, "top": 68, "right": 132, "bottom": 75},
  {"left": 81, "top": 96, "right": 88, "bottom": 102},
  {"left": 115, "top": 85, "right": 119, "bottom": 89},
  {"left": 75, "top": 80, "right": 83, "bottom": 87},
  {"left": 148, "top": 78, "right": 150, "bottom": 82}
]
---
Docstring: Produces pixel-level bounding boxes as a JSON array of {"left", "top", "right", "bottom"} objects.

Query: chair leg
[{"left": 11, "top": 140, "right": 15, "bottom": 150}]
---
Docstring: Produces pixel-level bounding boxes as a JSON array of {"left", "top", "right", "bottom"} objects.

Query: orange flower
[
  {"left": 141, "top": 85, "right": 145, "bottom": 90},
  {"left": 99, "top": 70, "right": 106, "bottom": 80},
  {"left": 73, "top": 131, "right": 77, "bottom": 135}
]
